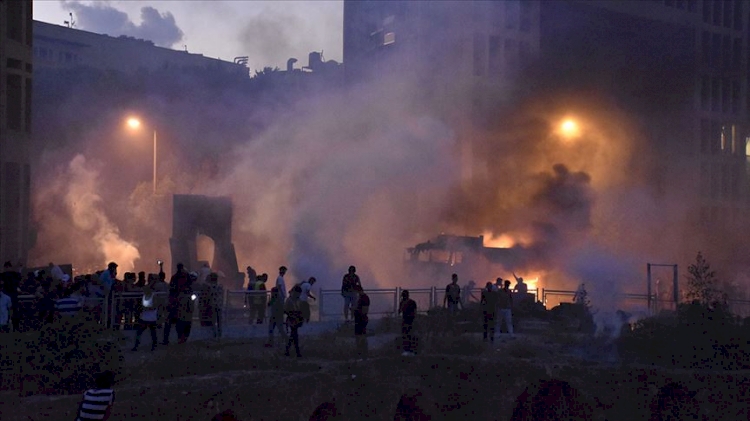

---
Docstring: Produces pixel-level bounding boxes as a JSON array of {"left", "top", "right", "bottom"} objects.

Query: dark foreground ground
[{"left": 1, "top": 321, "right": 749, "bottom": 421}]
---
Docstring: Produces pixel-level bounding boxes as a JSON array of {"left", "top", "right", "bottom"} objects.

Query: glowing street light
[
  {"left": 126, "top": 117, "right": 141, "bottom": 130},
  {"left": 559, "top": 118, "right": 580, "bottom": 139},
  {"left": 125, "top": 116, "right": 157, "bottom": 194}
]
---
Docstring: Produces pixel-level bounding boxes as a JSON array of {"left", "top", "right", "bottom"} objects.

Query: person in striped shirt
[
  {"left": 55, "top": 284, "right": 83, "bottom": 318},
  {"left": 76, "top": 370, "right": 115, "bottom": 421}
]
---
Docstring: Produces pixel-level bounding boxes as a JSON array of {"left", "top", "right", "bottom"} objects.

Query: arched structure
[{"left": 170, "top": 194, "right": 242, "bottom": 289}]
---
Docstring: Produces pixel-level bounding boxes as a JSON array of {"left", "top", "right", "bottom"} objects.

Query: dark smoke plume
[{"left": 61, "top": 1, "right": 184, "bottom": 48}]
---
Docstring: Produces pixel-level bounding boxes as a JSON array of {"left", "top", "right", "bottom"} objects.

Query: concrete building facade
[
  {"left": 0, "top": 0, "right": 33, "bottom": 263},
  {"left": 343, "top": 0, "right": 750, "bottom": 244},
  {"left": 33, "top": 20, "right": 247, "bottom": 77}
]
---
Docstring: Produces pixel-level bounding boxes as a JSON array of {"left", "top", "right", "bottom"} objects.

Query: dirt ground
[{"left": 1, "top": 323, "right": 749, "bottom": 421}]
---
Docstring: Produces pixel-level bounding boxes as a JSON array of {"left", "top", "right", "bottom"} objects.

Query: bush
[
  {"left": 618, "top": 301, "right": 750, "bottom": 369},
  {"left": 0, "top": 316, "right": 123, "bottom": 396}
]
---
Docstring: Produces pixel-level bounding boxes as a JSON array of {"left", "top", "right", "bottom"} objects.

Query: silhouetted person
[
  {"left": 353, "top": 284, "right": 370, "bottom": 360},
  {"left": 212, "top": 409, "right": 240, "bottom": 421},
  {"left": 648, "top": 382, "right": 704, "bottom": 421},
  {"left": 399, "top": 290, "right": 417, "bottom": 356},
  {"left": 497, "top": 280, "right": 514, "bottom": 338},
  {"left": 276, "top": 266, "right": 288, "bottom": 301},
  {"left": 309, "top": 400, "right": 340, "bottom": 421},
  {"left": 513, "top": 272, "right": 528, "bottom": 294},
  {"left": 510, "top": 379, "right": 593, "bottom": 421},
  {"left": 341, "top": 265, "right": 361, "bottom": 322},
  {"left": 265, "top": 286, "right": 287, "bottom": 347},
  {"left": 244, "top": 266, "right": 256, "bottom": 308},
  {"left": 394, "top": 389, "right": 432, "bottom": 421},
  {"left": 480, "top": 282, "right": 498, "bottom": 343},
  {"left": 444, "top": 273, "right": 461, "bottom": 314},
  {"left": 0, "top": 280, "right": 11, "bottom": 333},
  {"left": 1, "top": 261, "right": 21, "bottom": 331},
  {"left": 252, "top": 274, "right": 267, "bottom": 324},
  {"left": 299, "top": 276, "right": 317, "bottom": 323},
  {"left": 75, "top": 370, "right": 115, "bottom": 421},
  {"left": 205, "top": 273, "right": 224, "bottom": 339},
  {"left": 284, "top": 285, "right": 304, "bottom": 357},
  {"left": 175, "top": 272, "right": 196, "bottom": 344},
  {"left": 163, "top": 263, "right": 188, "bottom": 345}
]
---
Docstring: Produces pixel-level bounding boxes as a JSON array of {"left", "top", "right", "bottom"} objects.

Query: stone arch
[{"left": 170, "top": 194, "right": 242, "bottom": 288}]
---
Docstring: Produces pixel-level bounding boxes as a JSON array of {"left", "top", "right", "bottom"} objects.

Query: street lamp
[
  {"left": 558, "top": 118, "right": 580, "bottom": 140},
  {"left": 125, "top": 117, "right": 157, "bottom": 194}
]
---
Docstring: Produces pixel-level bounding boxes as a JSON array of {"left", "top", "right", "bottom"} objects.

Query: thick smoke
[
  {"left": 61, "top": 1, "right": 184, "bottom": 48},
  {"left": 30, "top": 1, "right": 750, "bottom": 314},
  {"left": 34, "top": 154, "right": 140, "bottom": 272}
]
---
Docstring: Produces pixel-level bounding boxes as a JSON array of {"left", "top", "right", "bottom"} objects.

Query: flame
[{"left": 482, "top": 231, "right": 532, "bottom": 248}]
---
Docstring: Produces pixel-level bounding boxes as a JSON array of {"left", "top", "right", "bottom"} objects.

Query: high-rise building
[
  {"left": 343, "top": 0, "right": 750, "bottom": 246},
  {"left": 0, "top": 0, "right": 33, "bottom": 263},
  {"left": 32, "top": 21, "right": 247, "bottom": 77}
]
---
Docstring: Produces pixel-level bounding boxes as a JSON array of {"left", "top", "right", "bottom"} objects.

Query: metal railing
[{"left": 318, "top": 287, "right": 540, "bottom": 321}]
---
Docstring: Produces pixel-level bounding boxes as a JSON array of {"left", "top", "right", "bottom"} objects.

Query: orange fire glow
[{"left": 482, "top": 231, "right": 532, "bottom": 248}]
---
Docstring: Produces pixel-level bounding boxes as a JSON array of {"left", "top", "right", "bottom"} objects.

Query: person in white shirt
[
  {"left": 131, "top": 282, "right": 158, "bottom": 351},
  {"left": 48, "top": 262, "right": 65, "bottom": 283},
  {"left": 298, "top": 277, "right": 316, "bottom": 323},
  {"left": 197, "top": 263, "right": 211, "bottom": 284},
  {"left": 276, "top": 266, "right": 288, "bottom": 301}
]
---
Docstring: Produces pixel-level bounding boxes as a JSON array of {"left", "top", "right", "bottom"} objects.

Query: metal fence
[
  {"left": 318, "top": 287, "right": 540, "bottom": 321},
  {"left": 13, "top": 287, "right": 750, "bottom": 333}
]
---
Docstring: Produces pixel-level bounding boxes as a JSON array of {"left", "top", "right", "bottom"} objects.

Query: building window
[
  {"left": 473, "top": 33, "right": 486, "bottom": 76},
  {"left": 711, "top": 33, "right": 721, "bottom": 67},
  {"left": 505, "top": 1, "right": 517, "bottom": 30},
  {"left": 712, "top": 77, "right": 720, "bottom": 111},
  {"left": 711, "top": 121, "right": 721, "bottom": 153},
  {"left": 722, "top": 35, "right": 731, "bottom": 69},
  {"left": 7, "top": 0, "right": 23, "bottom": 42},
  {"left": 701, "top": 75, "right": 710, "bottom": 110},
  {"left": 732, "top": 79, "right": 741, "bottom": 114},
  {"left": 734, "top": 0, "right": 744, "bottom": 30},
  {"left": 3, "top": 162, "right": 21, "bottom": 255},
  {"left": 520, "top": 0, "right": 532, "bottom": 32},
  {"left": 733, "top": 37, "right": 742, "bottom": 66},
  {"left": 703, "top": 0, "right": 711, "bottom": 22},
  {"left": 724, "top": 0, "right": 733, "bottom": 28},
  {"left": 6, "top": 74, "right": 22, "bottom": 131},
  {"left": 519, "top": 41, "right": 530, "bottom": 67},
  {"left": 489, "top": 35, "right": 502, "bottom": 74},
  {"left": 701, "top": 31, "right": 710, "bottom": 66},
  {"left": 25, "top": 78, "right": 31, "bottom": 133},
  {"left": 713, "top": 0, "right": 722, "bottom": 26},
  {"left": 722, "top": 77, "right": 731, "bottom": 112},
  {"left": 701, "top": 119, "right": 711, "bottom": 153},
  {"left": 504, "top": 38, "right": 516, "bottom": 72}
]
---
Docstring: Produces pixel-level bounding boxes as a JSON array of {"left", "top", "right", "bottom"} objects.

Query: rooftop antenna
[{"left": 64, "top": 12, "right": 76, "bottom": 29}]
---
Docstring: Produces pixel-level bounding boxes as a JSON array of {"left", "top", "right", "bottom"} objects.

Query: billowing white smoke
[
  {"left": 65, "top": 155, "right": 141, "bottom": 271},
  {"left": 213, "top": 87, "right": 458, "bottom": 287}
]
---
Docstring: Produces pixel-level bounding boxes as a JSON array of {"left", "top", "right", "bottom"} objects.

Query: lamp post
[{"left": 126, "top": 117, "right": 157, "bottom": 194}]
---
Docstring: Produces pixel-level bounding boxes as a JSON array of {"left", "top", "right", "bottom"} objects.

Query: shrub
[
  {"left": 0, "top": 316, "right": 123, "bottom": 396},
  {"left": 618, "top": 301, "right": 750, "bottom": 369}
]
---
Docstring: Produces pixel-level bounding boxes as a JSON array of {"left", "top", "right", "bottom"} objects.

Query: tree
[{"left": 685, "top": 252, "right": 720, "bottom": 306}]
